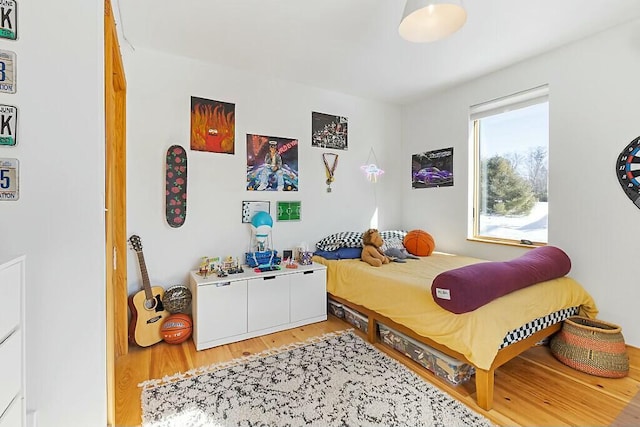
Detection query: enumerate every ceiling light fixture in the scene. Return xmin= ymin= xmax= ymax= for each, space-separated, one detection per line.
xmin=398 ymin=0 xmax=467 ymax=43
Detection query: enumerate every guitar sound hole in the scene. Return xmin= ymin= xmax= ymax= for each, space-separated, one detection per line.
xmin=144 ymin=298 xmax=158 ymax=310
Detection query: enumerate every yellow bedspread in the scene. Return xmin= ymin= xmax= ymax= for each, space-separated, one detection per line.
xmin=314 ymin=252 xmax=598 ymax=370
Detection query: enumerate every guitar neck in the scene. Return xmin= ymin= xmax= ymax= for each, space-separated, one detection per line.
xmin=135 ymin=251 xmax=154 ymax=301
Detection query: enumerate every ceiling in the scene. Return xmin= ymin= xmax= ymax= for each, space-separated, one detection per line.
xmin=116 ymin=0 xmax=640 ymax=105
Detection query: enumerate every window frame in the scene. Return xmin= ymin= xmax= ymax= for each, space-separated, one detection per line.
xmin=469 ymin=85 xmax=550 ymax=247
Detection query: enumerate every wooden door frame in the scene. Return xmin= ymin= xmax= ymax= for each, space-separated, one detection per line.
xmin=105 ymin=0 xmax=128 ymax=424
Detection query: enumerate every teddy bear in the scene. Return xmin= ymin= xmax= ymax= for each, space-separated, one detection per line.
xmin=361 ymin=228 xmax=390 ymax=267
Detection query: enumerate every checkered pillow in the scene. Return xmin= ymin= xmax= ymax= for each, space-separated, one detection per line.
xmin=316 ymin=230 xmax=408 ymax=252
xmin=380 ymin=230 xmax=408 ymax=242
xmin=315 ymin=231 xmax=363 ymax=251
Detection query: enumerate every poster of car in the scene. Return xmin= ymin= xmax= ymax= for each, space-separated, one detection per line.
xmin=311 ymin=111 xmax=348 ymax=150
xmin=246 ymin=134 xmax=299 ymax=191
xmin=411 ymin=147 xmax=454 ymax=188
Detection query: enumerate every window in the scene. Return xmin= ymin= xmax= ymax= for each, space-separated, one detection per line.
xmin=470 ymin=85 xmax=549 ymax=245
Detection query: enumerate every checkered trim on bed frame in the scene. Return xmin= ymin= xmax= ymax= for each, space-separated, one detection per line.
xmin=499 ymin=306 xmax=579 ymax=349
xmin=316 ymin=230 xmax=408 ymax=252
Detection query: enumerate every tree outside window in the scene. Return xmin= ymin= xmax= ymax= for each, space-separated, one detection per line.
xmin=471 ymin=86 xmax=549 ymax=245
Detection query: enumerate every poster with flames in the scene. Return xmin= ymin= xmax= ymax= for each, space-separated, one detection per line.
xmin=246 ymin=134 xmax=299 ymax=191
xmin=190 ymin=96 xmax=235 ymax=154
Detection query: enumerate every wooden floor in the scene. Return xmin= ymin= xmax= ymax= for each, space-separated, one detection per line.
xmin=115 ymin=315 xmax=640 ymax=426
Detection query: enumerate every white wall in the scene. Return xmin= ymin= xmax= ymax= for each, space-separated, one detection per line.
xmin=0 ymin=0 xmax=106 ymax=426
xmin=122 ymin=47 xmax=403 ymax=294
xmin=0 ymin=3 xmax=633 ymax=425
xmin=402 ymin=20 xmax=640 ymax=347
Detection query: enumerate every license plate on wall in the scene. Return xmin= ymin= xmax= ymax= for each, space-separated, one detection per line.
xmin=0 ymin=0 xmax=17 ymax=40
xmin=0 ymin=104 xmax=17 ymax=145
xmin=0 ymin=158 xmax=18 ymax=200
xmin=0 ymin=49 xmax=16 ymax=94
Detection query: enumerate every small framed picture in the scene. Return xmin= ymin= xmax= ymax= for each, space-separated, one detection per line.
xmin=242 ymin=201 xmax=270 ymax=223
xmin=277 ymin=201 xmax=301 ymax=221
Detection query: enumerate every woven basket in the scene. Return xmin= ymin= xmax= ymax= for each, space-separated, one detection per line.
xmin=550 ymin=316 xmax=629 ymax=378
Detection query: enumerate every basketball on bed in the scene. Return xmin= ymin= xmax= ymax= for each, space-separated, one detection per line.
xmin=160 ymin=313 xmax=193 ymax=344
xmin=403 ymin=230 xmax=435 ymax=256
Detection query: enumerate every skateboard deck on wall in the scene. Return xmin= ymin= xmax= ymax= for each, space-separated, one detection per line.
xmin=166 ymin=145 xmax=187 ymax=227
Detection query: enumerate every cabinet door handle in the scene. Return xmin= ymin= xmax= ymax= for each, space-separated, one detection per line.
xmin=263 ymin=276 xmax=276 ymax=280
xmin=215 ymin=282 xmax=231 ymax=287
xmin=303 ymin=271 xmax=314 ymax=275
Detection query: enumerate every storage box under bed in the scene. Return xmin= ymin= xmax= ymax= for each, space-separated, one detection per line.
xmin=343 ymin=305 xmax=369 ymax=334
xmin=379 ymin=323 xmax=475 ymax=385
xmin=327 ymin=298 xmax=345 ymax=319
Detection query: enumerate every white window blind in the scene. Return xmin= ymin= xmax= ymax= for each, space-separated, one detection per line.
xmin=470 ymin=85 xmax=549 ymax=121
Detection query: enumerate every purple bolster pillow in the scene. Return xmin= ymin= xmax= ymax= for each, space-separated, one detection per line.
xmin=431 ymin=246 xmax=571 ymax=314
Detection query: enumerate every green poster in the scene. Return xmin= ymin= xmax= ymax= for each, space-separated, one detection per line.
xmin=277 ymin=201 xmax=301 ymax=221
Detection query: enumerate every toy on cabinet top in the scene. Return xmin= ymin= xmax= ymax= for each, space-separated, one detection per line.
xmin=197 ymin=256 xmax=244 ymax=278
xmin=197 ymin=256 xmax=217 ymax=278
xmin=223 ymin=256 xmax=244 ymax=274
xmin=283 ymin=250 xmax=298 ymax=269
xmin=250 ymin=211 xmax=273 ymax=252
xmin=361 ymin=228 xmax=390 ymax=267
xmin=246 ymin=211 xmax=281 ymax=268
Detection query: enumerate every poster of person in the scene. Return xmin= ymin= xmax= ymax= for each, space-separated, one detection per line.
xmin=190 ymin=96 xmax=235 ymax=154
xmin=311 ymin=111 xmax=348 ymax=150
xmin=411 ymin=147 xmax=454 ymax=189
xmin=246 ymin=134 xmax=299 ymax=191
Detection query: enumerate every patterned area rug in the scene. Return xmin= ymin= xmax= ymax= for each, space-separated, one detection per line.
xmin=140 ymin=330 xmax=495 ymax=427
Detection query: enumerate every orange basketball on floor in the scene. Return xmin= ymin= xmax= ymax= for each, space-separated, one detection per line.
xmin=161 ymin=313 xmax=193 ymax=344
xmin=403 ymin=230 xmax=435 ymax=256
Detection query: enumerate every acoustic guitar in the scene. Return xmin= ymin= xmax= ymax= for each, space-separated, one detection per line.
xmin=127 ymin=234 xmax=170 ymax=347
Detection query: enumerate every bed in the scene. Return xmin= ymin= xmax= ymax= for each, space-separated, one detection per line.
xmin=312 ymin=250 xmax=598 ymax=411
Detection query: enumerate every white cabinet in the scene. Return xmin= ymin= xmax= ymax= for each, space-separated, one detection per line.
xmin=189 ymin=263 xmax=327 ymax=351
xmin=290 ymin=269 xmax=326 ymax=323
xmin=0 ymin=255 xmax=25 ymax=427
xmin=248 ymin=275 xmax=290 ymax=332
xmin=194 ymin=280 xmax=248 ymax=345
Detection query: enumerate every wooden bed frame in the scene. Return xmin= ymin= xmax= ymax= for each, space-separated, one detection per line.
xmin=328 ymin=293 xmax=562 ymax=411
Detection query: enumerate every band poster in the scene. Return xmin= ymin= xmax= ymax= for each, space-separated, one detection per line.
xmin=311 ymin=111 xmax=348 ymax=150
